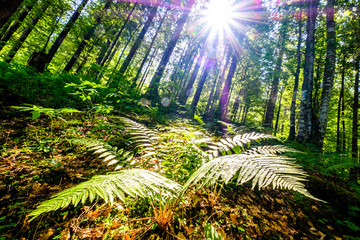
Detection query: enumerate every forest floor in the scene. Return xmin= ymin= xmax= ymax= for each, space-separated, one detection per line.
xmin=0 ymin=106 xmax=360 ymax=240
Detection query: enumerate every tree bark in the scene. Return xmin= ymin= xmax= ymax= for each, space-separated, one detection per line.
xmin=296 ymin=0 xmax=319 ymax=143
xmin=316 ymin=0 xmax=336 ymax=150
xmin=288 ymin=15 xmax=303 ymax=141
xmin=352 ymin=58 xmax=359 ymax=159
xmin=336 ymin=58 xmax=346 ymax=152
xmin=145 ymin=0 xmax=194 ymax=104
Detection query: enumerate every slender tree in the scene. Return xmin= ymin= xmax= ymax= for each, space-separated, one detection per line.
xmin=99 ymin=3 xmax=138 ymax=67
xmin=133 ymin=8 xmax=168 ymax=84
xmin=145 ymin=0 xmax=195 ymax=104
xmin=0 ymin=0 xmax=23 ymax=29
xmin=288 ymin=13 xmax=303 ymax=141
xmin=5 ymin=0 xmax=49 ymax=62
xmin=63 ymin=0 xmax=111 ymax=72
xmin=0 ymin=0 xmax=37 ymax=48
xmin=263 ymin=21 xmax=288 ymax=128
xmin=113 ymin=6 xmax=158 ymax=87
xmin=45 ymin=0 xmax=89 ymax=66
xmin=315 ymin=0 xmax=337 ymax=149
xmin=296 ymin=0 xmax=320 ymax=143
xmin=220 ymin=51 xmax=238 ymax=121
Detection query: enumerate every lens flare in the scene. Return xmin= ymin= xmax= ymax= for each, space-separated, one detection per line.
xmin=204 ymin=0 xmax=235 ymax=33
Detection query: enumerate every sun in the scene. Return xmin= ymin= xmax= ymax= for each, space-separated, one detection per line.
xmin=203 ymin=0 xmax=235 ymax=34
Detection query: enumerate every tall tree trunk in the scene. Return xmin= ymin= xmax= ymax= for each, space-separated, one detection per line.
xmin=6 ymin=1 xmax=48 ymax=62
xmin=263 ymin=22 xmax=287 ymax=128
xmin=107 ymin=25 xmax=139 ymax=84
xmin=175 ymin=46 xmax=198 ymax=98
xmin=178 ymin=45 xmax=206 ymax=105
xmin=138 ymin=48 xmax=158 ymax=92
xmin=145 ymin=0 xmax=194 ymax=103
xmin=45 ymin=0 xmax=89 ymax=65
xmin=63 ymin=0 xmax=111 ymax=72
xmin=337 ymin=58 xmax=346 ymax=152
xmin=274 ymin=84 xmax=285 ymax=136
xmin=350 ymin=57 xmax=360 ymax=181
xmin=99 ymin=3 xmax=137 ymax=67
xmin=208 ymin=48 xmax=230 ymax=117
xmin=288 ymin=15 xmax=303 ymax=141
xmin=133 ymin=8 xmax=168 ymax=84
xmin=0 ymin=0 xmax=36 ymax=48
xmin=111 ymin=6 xmax=157 ymax=87
xmin=220 ymin=52 xmax=238 ymax=121
xmin=0 ymin=0 xmax=23 ymax=29
xmin=296 ymin=0 xmax=319 ymax=143
xmin=189 ymin=56 xmax=216 ymax=118
xmin=316 ymin=0 xmax=336 ymax=149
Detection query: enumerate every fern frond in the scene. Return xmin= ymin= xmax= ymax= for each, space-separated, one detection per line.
xmin=243 ymin=145 xmax=302 ymax=155
xmin=202 ymin=133 xmax=276 ymax=159
xmin=71 ymin=139 xmax=133 ymax=169
xmin=114 ymin=117 xmax=159 ymax=157
xmin=183 ymin=154 xmax=322 ymax=201
xmin=29 ymin=169 xmax=181 ymax=221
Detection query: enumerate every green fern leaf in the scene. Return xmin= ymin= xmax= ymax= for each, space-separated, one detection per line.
xmin=183 ymin=154 xmax=322 ymax=202
xmin=29 ymin=169 xmax=181 ymax=221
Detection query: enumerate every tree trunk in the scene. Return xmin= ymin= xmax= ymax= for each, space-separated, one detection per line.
xmin=0 ymin=0 xmax=23 ymax=29
xmin=296 ymin=0 xmax=319 ymax=143
xmin=208 ymin=48 xmax=231 ymax=117
xmin=137 ymin=48 xmax=159 ymax=92
xmin=99 ymin=3 xmax=137 ymax=68
xmin=178 ymin=46 xmax=206 ymax=105
xmin=263 ymin=22 xmax=287 ymax=128
xmin=189 ymin=56 xmax=216 ymax=118
xmin=274 ymin=84 xmax=285 ymax=136
xmin=316 ymin=0 xmax=336 ymax=149
xmin=6 ymin=1 xmax=48 ymax=62
xmin=45 ymin=0 xmax=89 ymax=65
xmin=350 ymin=57 xmax=359 ymax=180
xmin=337 ymin=58 xmax=346 ymax=152
xmin=220 ymin=52 xmax=238 ymax=121
xmin=107 ymin=26 xmax=139 ymax=83
xmin=133 ymin=8 xmax=168 ymax=84
xmin=63 ymin=0 xmax=111 ymax=72
xmin=288 ymin=15 xmax=303 ymax=141
xmin=145 ymin=0 xmax=194 ymax=104
xmin=0 ymin=0 xmax=36 ymax=49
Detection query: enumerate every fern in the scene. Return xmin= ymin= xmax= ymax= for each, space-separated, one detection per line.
xmin=242 ymin=145 xmax=302 ymax=155
xmin=111 ymin=117 xmax=160 ymax=159
xmin=182 ymin=154 xmax=323 ymax=201
xmin=29 ymin=169 xmax=181 ymax=221
xmin=196 ymin=133 xmax=276 ymax=159
xmin=71 ymin=139 xmax=133 ymax=170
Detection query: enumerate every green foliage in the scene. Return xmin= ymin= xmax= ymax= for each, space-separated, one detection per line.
xmin=0 ymin=62 xmax=81 ymax=107
xmin=12 ymin=104 xmax=81 ymax=120
xmin=29 ymin=117 xmax=322 ymax=223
